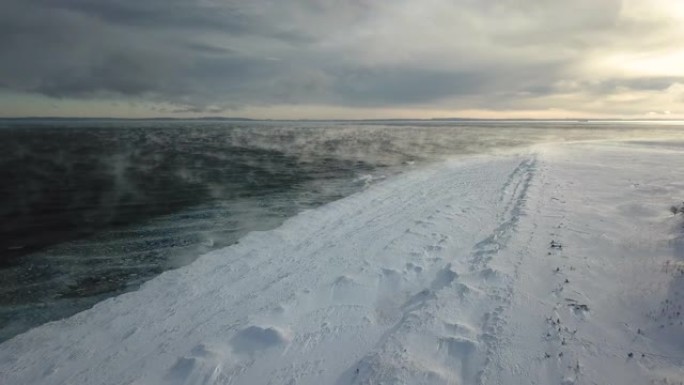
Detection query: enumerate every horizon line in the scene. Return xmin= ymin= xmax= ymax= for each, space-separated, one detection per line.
xmin=2 ymin=116 xmax=684 ymax=122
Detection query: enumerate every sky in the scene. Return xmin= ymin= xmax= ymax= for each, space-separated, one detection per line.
xmin=1 ymin=0 xmax=684 ymax=119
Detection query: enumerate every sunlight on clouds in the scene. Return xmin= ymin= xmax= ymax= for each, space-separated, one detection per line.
xmin=621 ymin=0 xmax=684 ymax=22
xmin=588 ymin=0 xmax=684 ymax=78
xmin=597 ymin=50 xmax=684 ymax=78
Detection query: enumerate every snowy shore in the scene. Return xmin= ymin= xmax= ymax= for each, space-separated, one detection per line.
xmin=2 ymin=140 xmax=683 ymax=385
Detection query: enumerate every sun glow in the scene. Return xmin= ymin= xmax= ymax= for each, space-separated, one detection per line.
xmin=596 ymin=50 xmax=684 ymax=78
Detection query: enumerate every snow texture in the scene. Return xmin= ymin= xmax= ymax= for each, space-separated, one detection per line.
xmin=2 ymin=140 xmax=684 ymax=385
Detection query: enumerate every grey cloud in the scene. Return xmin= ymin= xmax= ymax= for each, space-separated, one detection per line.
xmin=170 ymin=105 xmax=230 ymax=114
xmin=29 ymin=0 xmax=316 ymax=42
xmin=592 ymin=77 xmax=684 ymax=92
xmin=332 ymin=68 xmax=497 ymax=106
xmin=0 ymin=0 xmax=680 ymax=114
xmin=548 ymin=77 xmax=684 ymax=97
xmin=0 ymin=2 xmax=181 ymax=96
xmin=0 ymin=0 xmax=327 ymax=103
xmin=183 ymin=43 xmax=236 ymax=56
xmin=30 ymin=0 xmax=250 ymax=32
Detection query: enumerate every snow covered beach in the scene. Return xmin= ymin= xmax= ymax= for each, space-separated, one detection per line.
xmin=2 ymin=140 xmax=684 ymax=385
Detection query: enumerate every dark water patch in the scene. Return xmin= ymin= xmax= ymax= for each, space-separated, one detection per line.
xmin=0 ymin=125 xmax=327 ymax=263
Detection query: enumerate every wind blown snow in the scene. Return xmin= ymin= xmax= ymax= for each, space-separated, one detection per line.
xmin=2 ymin=140 xmax=684 ymax=385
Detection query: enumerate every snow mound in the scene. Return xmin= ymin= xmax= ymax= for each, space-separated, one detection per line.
xmin=230 ymin=326 xmax=291 ymax=355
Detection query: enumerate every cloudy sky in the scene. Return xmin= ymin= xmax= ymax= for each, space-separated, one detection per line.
xmin=1 ymin=0 xmax=683 ymax=119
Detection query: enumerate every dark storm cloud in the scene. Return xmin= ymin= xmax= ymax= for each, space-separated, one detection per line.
xmin=0 ymin=1 xmax=178 ymax=96
xmin=0 ymin=0 xmax=330 ymax=106
xmin=0 ymin=0 xmax=682 ymax=114
xmin=26 ymin=0 xmax=312 ymax=41
xmin=35 ymin=0 xmax=247 ymax=30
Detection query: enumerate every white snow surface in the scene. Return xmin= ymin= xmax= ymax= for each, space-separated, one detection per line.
xmin=2 ymin=140 xmax=684 ymax=385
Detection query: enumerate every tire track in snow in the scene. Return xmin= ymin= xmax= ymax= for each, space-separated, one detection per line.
xmin=336 ymin=155 xmax=538 ymax=385
xmin=470 ymin=156 xmax=537 ymax=385
xmin=470 ymin=157 xmax=537 ymax=270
